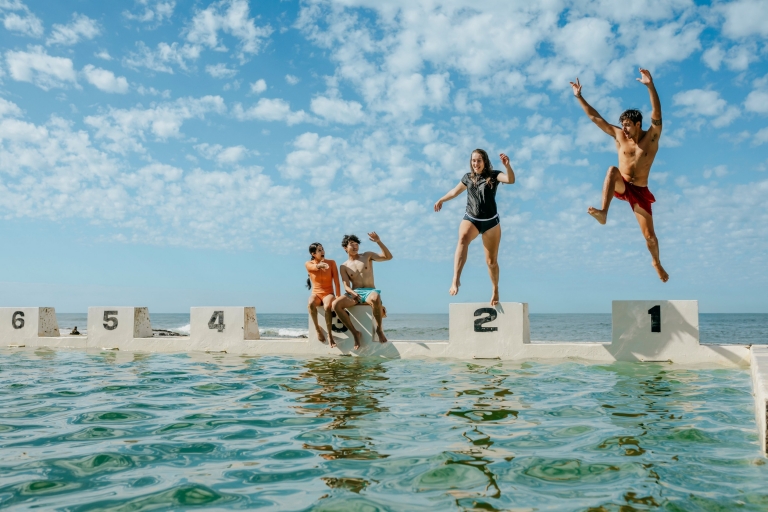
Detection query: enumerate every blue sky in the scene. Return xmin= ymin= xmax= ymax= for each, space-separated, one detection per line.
xmin=0 ymin=0 xmax=766 ymax=314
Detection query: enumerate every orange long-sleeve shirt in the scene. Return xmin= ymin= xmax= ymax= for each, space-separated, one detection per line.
xmin=306 ymin=259 xmax=340 ymax=298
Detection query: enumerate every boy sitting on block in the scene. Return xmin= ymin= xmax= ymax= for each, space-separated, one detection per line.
xmin=332 ymin=232 xmax=393 ymax=349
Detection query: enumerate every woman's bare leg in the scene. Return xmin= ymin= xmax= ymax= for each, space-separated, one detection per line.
xmin=481 ymin=224 xmax=502 ymax=305
xmin=451 ymin=220 xmax=480 ymax=295
xmin=308 ymin=296 xmax=325 ymax=342
xmin=321 ymin=294 xmax=336 ymax=347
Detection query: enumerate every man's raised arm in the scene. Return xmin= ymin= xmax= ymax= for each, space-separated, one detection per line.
xmin=569 ymin=77 xmax=620 ymax=138
xmin=637 ymin=68 xmax=662 ymax=132
xmin=367 ymin=232 xmax=392 ymax=261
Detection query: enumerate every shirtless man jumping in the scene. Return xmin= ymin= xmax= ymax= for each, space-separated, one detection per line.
xmin=570 ymin=68 xmax=669 ymax=282
xmin=332 ymin=232 xmax=393 ymax=349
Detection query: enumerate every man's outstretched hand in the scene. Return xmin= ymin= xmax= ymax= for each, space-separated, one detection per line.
xmin=368 ymin=231 xmax=381 ymax=243
xmin=569 ymin=77 xmax=582 ymax=97
xmin=636 ymin=68 xmax=653 ymax=86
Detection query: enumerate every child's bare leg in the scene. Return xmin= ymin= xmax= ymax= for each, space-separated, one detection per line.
xmin=333 ymin=296 xmax=362 ymax=349
xmin=367 ymin=292 xmax=387 ymax=343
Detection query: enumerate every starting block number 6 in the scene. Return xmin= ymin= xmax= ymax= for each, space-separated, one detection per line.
xmin=12 ymin=311 xmax=24 ymax=329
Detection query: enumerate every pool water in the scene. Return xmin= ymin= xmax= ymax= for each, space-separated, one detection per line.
xmin=1 ymin=350 xmax=767 ymax=510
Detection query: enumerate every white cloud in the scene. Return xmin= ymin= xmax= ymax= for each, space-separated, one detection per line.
xmin=0 ymin=97 xmax=23 ymax=118
xmin=124 ymin=41 xmax=201 ymax=73
xmin=185 ymin=0 xmax=272 ymax=63
xmin=5 ymin=46 xmax=77 ymax=90
xmin=754 ymin=128 xmax=768 ymax=146
xmin=84 ymin=96 xmax=226 ymax=153
xmin=285 ymin=74 xmax=300 ymax=85
xmin=744 ymin=90 xmax=768 ymax=115
xmin=279 ymin=132 xmax=347 ymax=188
xmin=310 ymin=96 xmax=365 ymax=124
xmin=94 ymin=49 xmax=112 ymax=61
xmin=250 ymin=79 xmax=266 ymax=94
xmin=233 ymin=98 xmax=313 ymax=125
xmin=702 ymin=43 xmax=758 ymax=71
xmin=137 ymin=85 xmax=171 ymax=97
xmin=205 ymin=63 xmax=237 ymax=79
xmin=82 ymin=65 xmax=129 ymax=94
xmin=3 ymin=11 xmax=43 ymax=37
xmin=46 ymin=13 xmax=100 ymax=46
xmin=703 ymin=165 xmax=728 ymax=179
xmin=714 ymin=0 xmax=768 ymax=39
xmin=672 ymin=89 xmax=740 ymax=127
xmin=195 ymin=143 xmax=250 ymax=164
xmin=123 ymin=0 xmax=175 ymax=26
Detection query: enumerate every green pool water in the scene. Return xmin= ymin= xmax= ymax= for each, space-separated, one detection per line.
xmin=1 ymin=349 xmax=767 ymax=511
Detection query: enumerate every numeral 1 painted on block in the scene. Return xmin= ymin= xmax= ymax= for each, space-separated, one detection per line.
xmin=473 ymin=308 xmax=498 ymax=333
xmin=648 ymin=305 xmax=661 ymax=333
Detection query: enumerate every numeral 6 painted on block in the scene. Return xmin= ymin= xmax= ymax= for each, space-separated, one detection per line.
xmin=12 ymin=311 xmax=24 ymax=329
xmin=473 ymin=308 xmax=498 ymax=333
xmin=648 ymin=305 xmax=661 ymax=333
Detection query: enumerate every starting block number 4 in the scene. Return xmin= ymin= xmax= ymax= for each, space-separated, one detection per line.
xmin=208 ymin=311 xmax=225 ymax=332
xmin=190 ymin=307 xmax=259 ymax=343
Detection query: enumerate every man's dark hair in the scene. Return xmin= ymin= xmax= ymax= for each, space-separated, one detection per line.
xmin=341 ymin=234 xmax=361 ymax=249
xmin=619 ymin=109 xmax=643 ymax=126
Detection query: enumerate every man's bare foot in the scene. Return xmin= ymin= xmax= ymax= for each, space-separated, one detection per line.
xmin=329 ymin=337 xmax=336 ymax=348
xmin=449 ymin=279 xmax=460 ymax=296
xmin=316 ymin=328 xmax=326 ymax=343
xmin=588 ymin=207 xmax=607 ymax=225
xmin=352 ymin=330 xmax=361 ymax=350
xmin=653 ymin=261 xmax=669 ymax=283
xmin=377 ymin=328 xmax=388 ymax=343
xmin=490 ymin=290 xmax=499 ymax=306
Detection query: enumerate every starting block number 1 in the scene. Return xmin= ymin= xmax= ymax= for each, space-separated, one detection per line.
xmin=648 ymin=305 xmax=661 ymax=333
xmin=208 ymin=311 xmax=225 ymax=332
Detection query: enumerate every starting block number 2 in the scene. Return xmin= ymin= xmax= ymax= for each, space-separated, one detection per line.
xmin=474 ymin=308 xmax=498 ymax=333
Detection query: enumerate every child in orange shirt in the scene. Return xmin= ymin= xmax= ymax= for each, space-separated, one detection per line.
xmin=305 ymin=242 xmax=340 ymax=347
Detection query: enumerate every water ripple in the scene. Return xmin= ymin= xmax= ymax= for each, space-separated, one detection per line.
xmin=1 ymin=350 xmax=767 ymax=510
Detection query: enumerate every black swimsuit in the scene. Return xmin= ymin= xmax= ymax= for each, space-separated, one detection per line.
xmin=461 ymin=171 xmax=502 ymax=233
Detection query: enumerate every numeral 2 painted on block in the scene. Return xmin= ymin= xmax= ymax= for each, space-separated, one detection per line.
xmin=648 ymin=305 xmax=661 ymax=333
xmin=103 ymin=311 xmax=118 ymax=330
xmin=208 ymin=311 xmax=225 ymax=332
xmin=473 ymin=308 xmax=498 ymax=333
xmin=12 ymin=311 xmax=24 ymax=329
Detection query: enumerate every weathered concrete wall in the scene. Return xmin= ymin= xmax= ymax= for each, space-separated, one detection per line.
xmin=0 ymin=307 xmax=61 ymax=346
xmin=751 ymin=346 xmax=768 ymax=455
xmin=86 ymin=307 xmax=153 ymax=348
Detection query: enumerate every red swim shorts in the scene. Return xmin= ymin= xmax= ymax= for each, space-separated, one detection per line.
xmin=614 ymin=177 xmax=656 ymax=215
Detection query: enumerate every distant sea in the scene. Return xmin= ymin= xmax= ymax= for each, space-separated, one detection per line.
xmin=54 ymin=313 xmax=768 ymax=344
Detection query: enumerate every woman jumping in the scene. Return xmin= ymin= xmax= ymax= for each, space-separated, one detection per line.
xmin=305 ymin=242 xmax=340 ymax=347
xmin=434 ymin=149 xmax=515 ymax=305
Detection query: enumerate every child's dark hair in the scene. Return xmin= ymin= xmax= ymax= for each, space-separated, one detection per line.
xmin=306 ymin=242 xmax=322 ymax=289
xmin=341 ymin=234 xmax=361 ymax=249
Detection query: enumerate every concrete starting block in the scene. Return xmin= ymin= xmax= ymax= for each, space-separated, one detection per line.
xmin=307 ymin=305 xmax=377 ymax=350
xmin=87 ymin=307 xmax=153 ymax=349
xmin=448 ymin=303 xmax=529 ymax=359
xmin=188 ymin=307 xmax=259 ymax=351
xmin=0 ymin=307 xmax=60 ymax=347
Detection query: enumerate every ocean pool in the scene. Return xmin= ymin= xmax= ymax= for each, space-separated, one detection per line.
xmin=1 ymin=350 xmax=767 ymax=510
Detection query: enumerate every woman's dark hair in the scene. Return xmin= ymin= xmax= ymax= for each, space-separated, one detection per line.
xmin=306 ymin=242 xmax=322 ymax=289
xmin=469 ymin=149 xmax=496 ymax=189
xmin=619 ymin=109 xmax=642 ymax=126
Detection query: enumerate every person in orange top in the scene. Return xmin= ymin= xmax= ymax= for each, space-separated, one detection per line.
xmin=305 ymin=242 xmax=341 ymax=347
